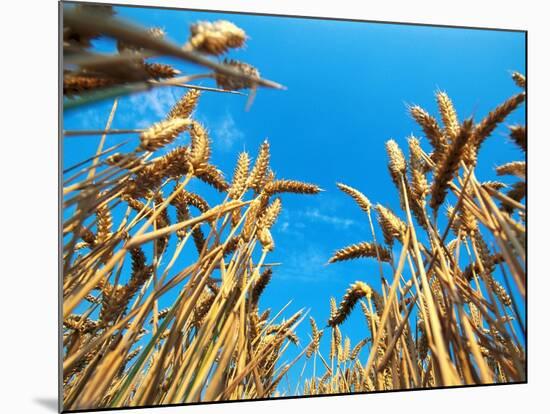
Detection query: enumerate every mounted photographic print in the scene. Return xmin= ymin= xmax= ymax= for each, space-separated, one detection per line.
xmin=60 ymin=1 xmax=526 ymax=412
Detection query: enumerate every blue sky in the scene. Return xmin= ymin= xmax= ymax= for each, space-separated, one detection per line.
xmin=63 ymin=3 xmax=526 ymax=396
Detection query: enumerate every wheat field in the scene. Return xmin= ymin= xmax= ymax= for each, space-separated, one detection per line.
xmin=61 ymin=4 xmax=526 ymax=411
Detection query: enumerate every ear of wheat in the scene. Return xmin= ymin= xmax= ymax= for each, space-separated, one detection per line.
xmin=62 ymin=14 xmax=317 ymax=409
xmin=307 ymin=72 xmax=525 ymax=396
xmin=328 ymin=242 xmax=391 ymax=264
xmin=62 ymin=9 xmax=526 ymax=404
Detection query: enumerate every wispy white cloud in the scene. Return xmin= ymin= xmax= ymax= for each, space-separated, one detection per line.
xmin=147 ymin=88 xmax=179 ymax=118
xmin=274 ymin=210 xmax=305 ymax=237
xmin=274 ymin=206 xmax=358 ymax=239
xmin=119 ymin=91 xmax=244 ymax=153
xmin=277 ymin=245 xmax=333 ymax=282
xmin=304 ymin=208 xmax=355 ymax=230
xmin=126 ymin=87 xmax=179 ymax=128
xmin=211 ymin=112 xmax=244 ymax=151
xmin=67 ymin=106 xmax=106 ymax=130
xmin=280 ymin=221 xmax=290 ymax=233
